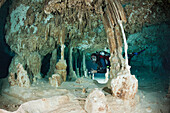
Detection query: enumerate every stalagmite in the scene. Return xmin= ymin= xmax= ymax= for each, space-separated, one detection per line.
xmin=49 ymin=73 xmax=63 ymax=87
xmin=55 ymin=60 xmax=67 ymax=82
xmin=17 ymin=63 xmax=30 ymax=88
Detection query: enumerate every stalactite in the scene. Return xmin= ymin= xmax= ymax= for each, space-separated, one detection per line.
xmin=113 ymin=0 xmax=127 ymax=23
xmin=0 ymin=0 xmax=6 ymax=8
xmin=106 ymin=0 xmax=118 ymax=26
xmin=45 ymin=24 xmax=50 ymax=41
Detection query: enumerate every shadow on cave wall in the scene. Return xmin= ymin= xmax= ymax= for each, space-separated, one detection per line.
xmin=0 ymin=0 xmax=14 ymax=79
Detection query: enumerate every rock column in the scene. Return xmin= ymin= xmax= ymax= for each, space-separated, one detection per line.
xmin=49 ymin=26 xmax=67 ymax=86
xmin=68 ymin=44 xmax=77 ymax=81
xmin=83 ymin=52 xmax=88 ymax=77
xmin=100 ymin=0 xmax=138 ymax=99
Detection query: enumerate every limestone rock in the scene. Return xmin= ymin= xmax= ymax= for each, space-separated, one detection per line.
xmin=55 ymin=59 xmax=67 ymax=81
xmin=85 ymin=88 xmax=108 ymax=113
xmin=8 ymin=55 xmax=25 ymax=78
xmin=49 ymin=73 xmax=63 ymax=87
xmin=0 ymin=94 xmax=86 ymax=113
xmin=55 ymin=70 xmax=67 ymax=82
xmin=111 ymin=74 xmax=138 ymax=100
xmin=55 ymin=59 xmax=67 ymax=70
xmin=8 ymin=73 xmax=17 ymax=86
xmin=17 ymin=63 xmax=30 ymax=88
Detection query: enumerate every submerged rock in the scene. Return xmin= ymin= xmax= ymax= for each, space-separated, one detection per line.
xmin=0 ymin=94 xmax=86 ymax=113
xmin=84 ymin=88 xmax=109 ymax=113
xmin=111 ymin=74 xmax=138 ymax=100
xmin=49 ymin=73 xmax=63 ymax=87
xmin=16 ymin=63 xmax=30 ymax=88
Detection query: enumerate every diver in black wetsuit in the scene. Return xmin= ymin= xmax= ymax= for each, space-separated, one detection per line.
xmin=90 ymin=48 xmax=147 ymax=74
xmin=126 ymin=47 xmax=147 ymax=65
xmin=91 ymin=51 xmax=110 ymax=73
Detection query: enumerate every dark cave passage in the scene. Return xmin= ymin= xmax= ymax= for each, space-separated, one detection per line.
xmin=0 ymin=0 xmax=13 ymax=78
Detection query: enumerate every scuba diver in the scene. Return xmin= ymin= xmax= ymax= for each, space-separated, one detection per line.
xmin=90 ymin=47 xmax=147 ymax=74
xmin=125 ymin=47 xmax=148 ymax=65
xmin=91 ymin=51 xmax=110 ymax=74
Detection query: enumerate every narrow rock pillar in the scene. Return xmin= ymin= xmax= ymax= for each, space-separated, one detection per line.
xmin=68 ymin=44 xmax=77 ymax=80
xmin=82 ymin=52 xmax=87 ymax=77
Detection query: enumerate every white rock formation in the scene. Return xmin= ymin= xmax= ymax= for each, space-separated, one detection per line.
xmin=111 ymin=74 xmax=138 ymax=99
xmin=17 ymin=63 xmax=30 ymax=88
xmin=85 ymin=88 xmax=108 ymax=113
xmin=49 ymin=73 xmax=63 ymax=87
xmin=0 ymin=94 xmax=86 ymax=113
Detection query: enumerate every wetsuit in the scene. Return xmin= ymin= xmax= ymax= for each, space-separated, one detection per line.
xmin=91 ymin=51 xmax=110 ymax=73
xmin=127 ymin=48 xmax=147 ymax=64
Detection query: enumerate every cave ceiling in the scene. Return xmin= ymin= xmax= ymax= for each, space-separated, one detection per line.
xmin=3 ymin=0 xmax=170 ymax=54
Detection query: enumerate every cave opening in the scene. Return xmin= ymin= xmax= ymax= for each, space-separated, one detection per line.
xmin=41 ymin=53 xmax=52 ymax=78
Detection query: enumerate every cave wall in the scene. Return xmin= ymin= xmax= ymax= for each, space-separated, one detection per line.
xmin=127 ymin=22 xmax=170 ymax=72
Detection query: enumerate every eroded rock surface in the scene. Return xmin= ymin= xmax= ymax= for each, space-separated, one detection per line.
xmin=9 ymin=63 xmax=30 ymax=88
xmin=0 ymin=94 xmax=86 ymax=113
xmin=84 ymin=88 xmax=109 ymax=113
xmin=111 ymin=74 xmax=138 ymax=99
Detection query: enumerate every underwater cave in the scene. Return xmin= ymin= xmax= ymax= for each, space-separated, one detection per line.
xmin=0 ymin=0 xmax=170 ymax=112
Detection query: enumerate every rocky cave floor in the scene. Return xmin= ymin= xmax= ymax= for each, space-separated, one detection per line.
xmin=0 ymin=66 xmax=170 ymax=113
